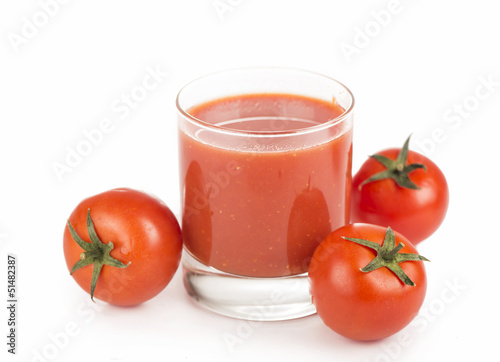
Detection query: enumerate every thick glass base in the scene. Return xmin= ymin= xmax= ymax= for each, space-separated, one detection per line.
xmin=182 ymin=250 xmax=316 ymax=321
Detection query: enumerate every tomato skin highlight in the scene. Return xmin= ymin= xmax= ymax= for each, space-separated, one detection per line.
xmin=309 ymin=223 xmax=427 ymax=341
xmin=63 ymin=188 xmax=182 ymax=306
xmin=351 ymin=148 xmax=449 ymax=244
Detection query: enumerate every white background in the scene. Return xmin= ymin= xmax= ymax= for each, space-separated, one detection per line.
xmin=1 ymin=0 xmax=499 ymax=361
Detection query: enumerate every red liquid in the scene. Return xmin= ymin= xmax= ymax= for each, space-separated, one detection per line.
xmin=179 ymin=94 xmax=352 ymax=277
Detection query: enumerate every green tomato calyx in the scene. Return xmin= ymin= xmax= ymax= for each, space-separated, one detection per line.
xmin=342 ymin=227 xmax=429 ymax=286
xmin=359 ymin=135 xmax=427 ymax=190
xmin=67 ymin=209 xmax=131 ymax=302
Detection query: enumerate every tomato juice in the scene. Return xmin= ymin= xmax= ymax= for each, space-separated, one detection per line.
xmin=179 ymin=93 xmax=352 ymax=278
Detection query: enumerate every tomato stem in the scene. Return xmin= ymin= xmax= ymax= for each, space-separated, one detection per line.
xmin=342 ymin=227 xmax=429 ymax=286
xmin=359 ymin=135 xmax=427 ymax=190
xmin=67 ymin=209 xmax=131 ymax=302
xmin=383 ymin=242 xmax=404 ymax=260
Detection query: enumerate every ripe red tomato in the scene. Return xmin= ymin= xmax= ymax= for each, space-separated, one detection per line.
xmin=351 ymin=137 xmax=449 ymax=244
xmin=309 ymin=223 xmax=428 ymax=341
xmin=63 ymin=188 xmax=182 ymax=306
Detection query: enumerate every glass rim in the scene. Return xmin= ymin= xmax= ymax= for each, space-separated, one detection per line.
xmin=176 ymin=66 xmax=355 ymax=138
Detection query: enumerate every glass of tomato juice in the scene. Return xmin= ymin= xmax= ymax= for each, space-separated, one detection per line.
xmin=176 ymin=67 xmax=354 ymax=321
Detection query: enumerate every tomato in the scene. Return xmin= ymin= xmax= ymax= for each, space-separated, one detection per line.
xmin=63 ymin=188 xmax=182 ymax=306
xmin=286 ymin=186 xmax=332 ymax=275
xmin=351 ymin=136 xmax=449 ymax=244
xmin=309 ymin=223 xmax=428 ymax=341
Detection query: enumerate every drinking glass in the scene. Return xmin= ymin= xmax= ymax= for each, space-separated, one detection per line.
xmin=177 ymin=67 xmax=354 ymax=321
